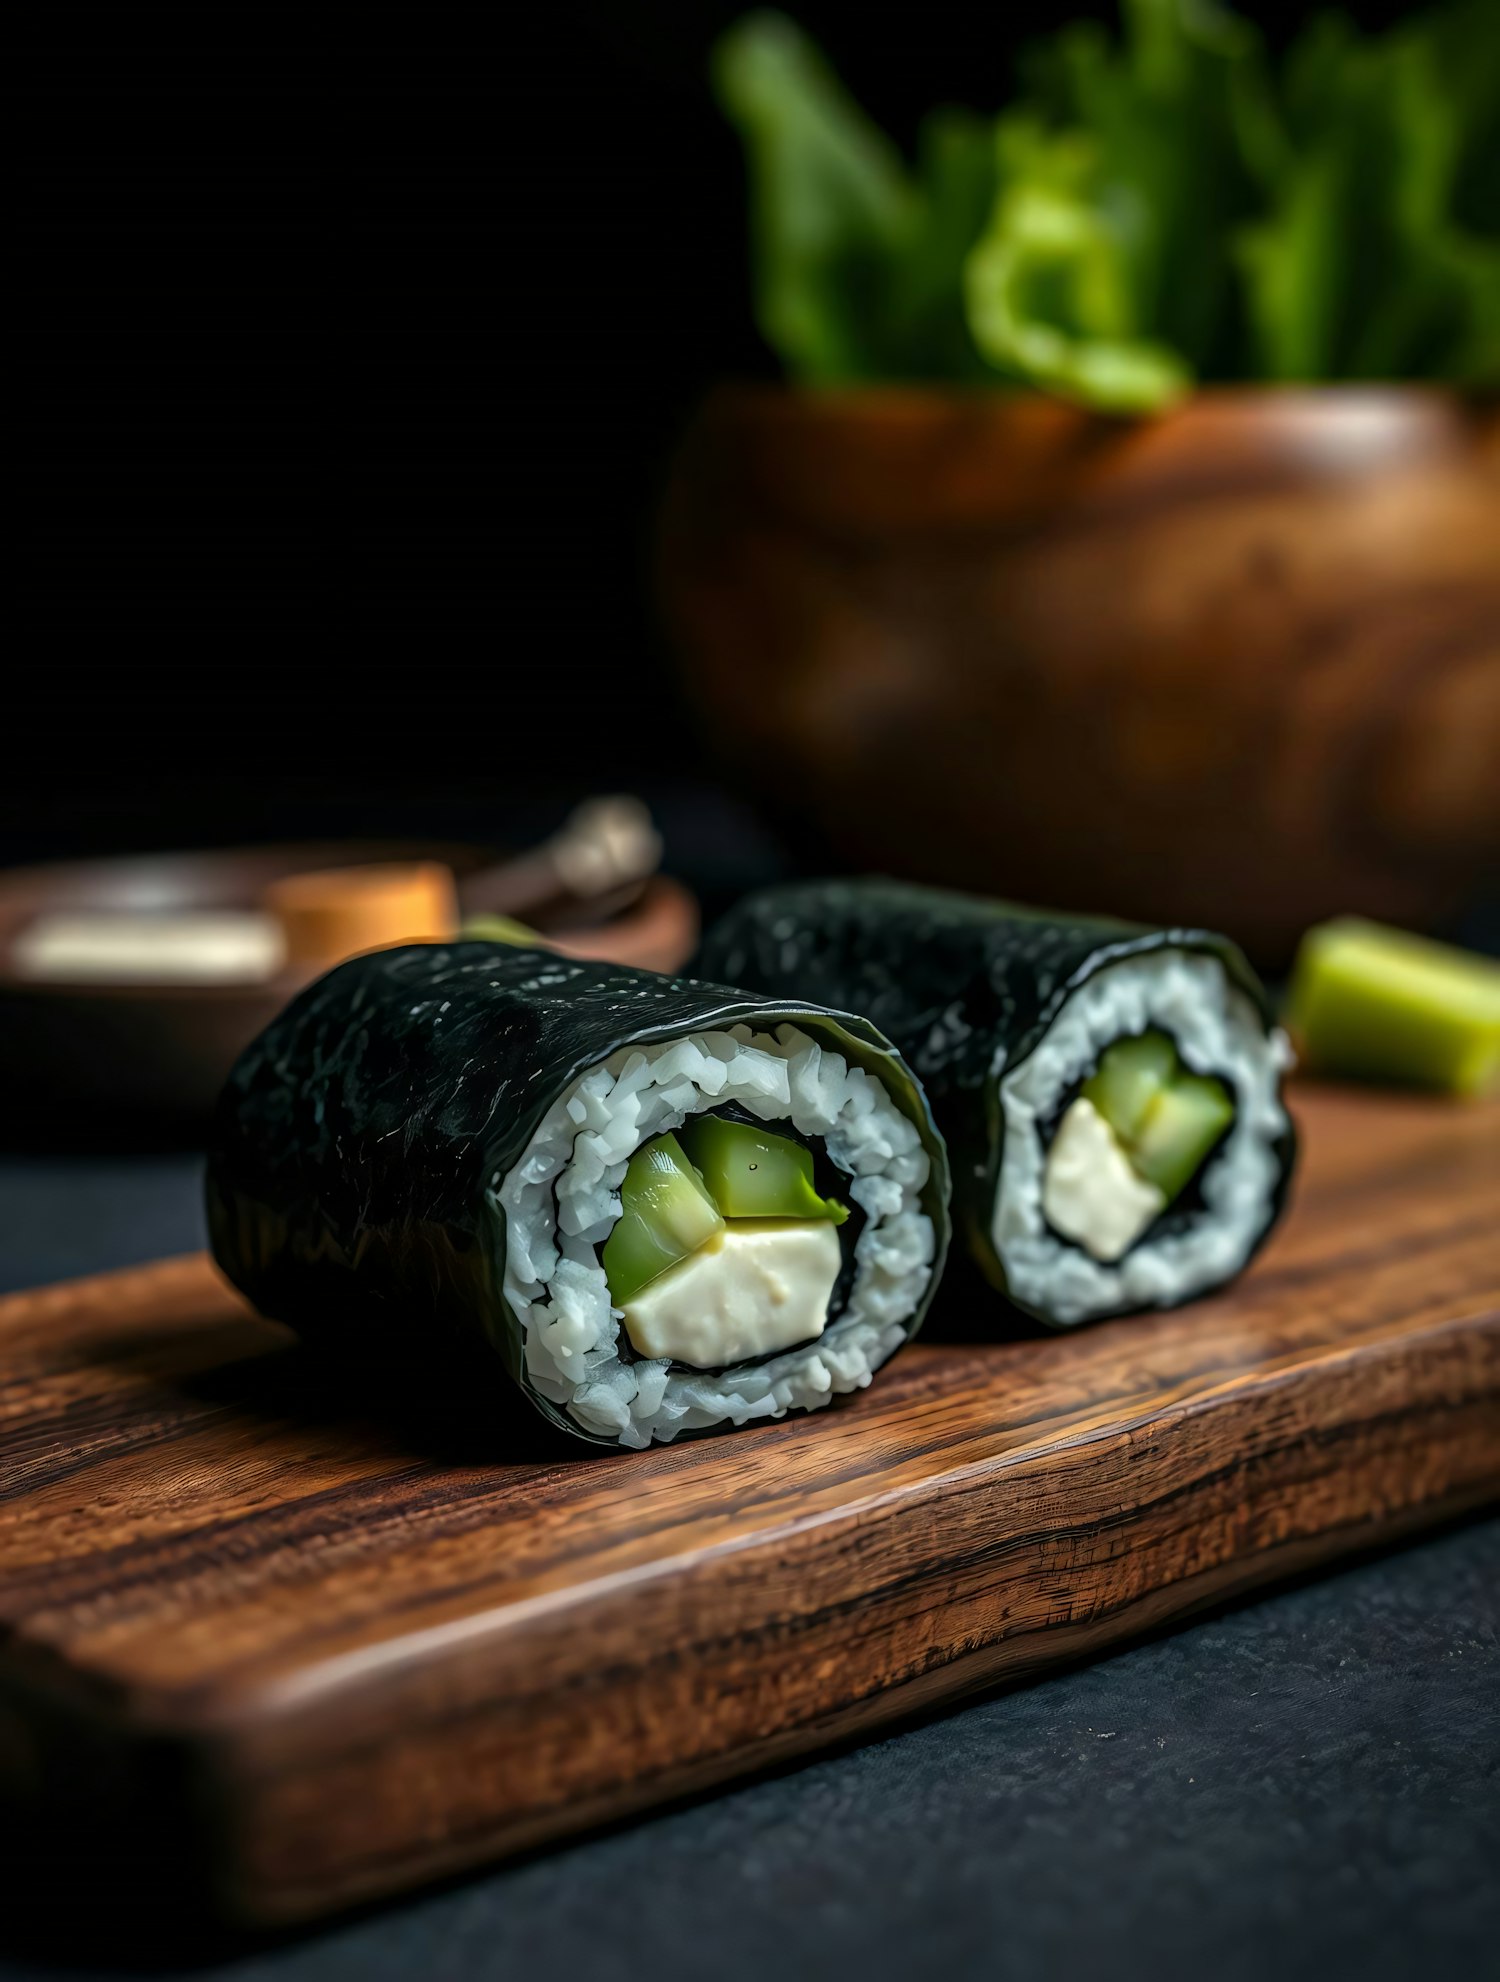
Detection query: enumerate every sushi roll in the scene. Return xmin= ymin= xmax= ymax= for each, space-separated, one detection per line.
xmin=207 ymin=942 xmax=949 ymax=1448
xmin=698 ymin=881 xmax=1295 ymax=1328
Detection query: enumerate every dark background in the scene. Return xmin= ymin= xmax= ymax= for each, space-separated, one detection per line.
xmin=14 ymin=1 xmax=1425 ymax=871
xmin=6 ymin=22 xmax=1497 ymax=1979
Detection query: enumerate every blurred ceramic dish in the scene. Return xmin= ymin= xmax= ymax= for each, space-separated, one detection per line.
xmin=0 ymin=839 xmax=697 ymax=1126
xmin=659 ymin=387 xmax=1500 ymax=966
xmin=11 ymin=911 xmax=288 ymax=984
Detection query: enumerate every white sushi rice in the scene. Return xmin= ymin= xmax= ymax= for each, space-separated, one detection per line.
xmin=992 ymin=950 xmax=1293 ymax=1325
xmin=496 ymin=1023 xmax=936 ymax=1447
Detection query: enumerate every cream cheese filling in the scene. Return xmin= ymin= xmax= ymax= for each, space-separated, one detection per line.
xmin=620 ymin=1220 xmax=842 ymax=1368
xmin=1042 ymin=1096 xmax=1167 ymax=1264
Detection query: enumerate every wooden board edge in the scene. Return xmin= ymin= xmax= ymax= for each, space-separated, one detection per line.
xmin=193 ymin=1300 xmax=1500 ymax=1926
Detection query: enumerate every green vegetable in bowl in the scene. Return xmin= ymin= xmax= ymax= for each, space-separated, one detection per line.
xmin=712 ymin=12 xmax=997 ymax=385
xmin=1240 ymin=8 xmax=1500 ymax=382
xmin=714 ymin=0 xmax=1500 ymax=411
xmin=962 ymin=124 xmax=1192 ymax=413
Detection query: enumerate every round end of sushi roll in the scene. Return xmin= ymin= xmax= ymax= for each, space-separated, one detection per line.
xmin=694 ymin=881 xmax=1296 ymax=1329
xmin=205 ymin=943 xmax=950 ymax=1451
xmin=987 ymin=941 xmax=1295 ymax=1326
xmin=496 ymin=1013 xmax=949 ymax=1447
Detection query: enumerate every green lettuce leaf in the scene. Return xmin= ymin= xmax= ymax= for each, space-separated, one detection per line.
xmin=713 ymin=13 xmax=998 ymax=382
xmin=1020 ymin=0 xmax=1279 ymax=377
xmin=888 ymin=107 xmax=1001 ymax=383
xmin=1416 ymin=0 xmax=1499 ymax=241
xmin=963 ymin=116 xmax=1191 ymax=412
xmin=714 ymin=1 xmax=1500 ymax=398
xmin=1238 ymin=8 xmax=1500 ymax=382
xmin=712 ymin=12 xmax=918 ymax=382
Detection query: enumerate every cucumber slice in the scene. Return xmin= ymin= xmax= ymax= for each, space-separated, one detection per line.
xmin=601 ymin=1132 xmax=726 ymax=1306
xmin=678 ymin=1115 xmax=849 ymax=1224
xmin=1287 ymin=916 xmax=1500 ymax=1096
xmin=1081 ymin=1030 xmax=1177 ymax=1144
xmin=1129 ymin=1073 xmax=1235 ymax=1201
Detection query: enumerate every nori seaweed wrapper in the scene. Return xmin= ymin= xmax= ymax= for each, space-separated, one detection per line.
xmin=206 ymin=941 xmax=951 ymax=1445
xmin=696 ymin=880 xmax=1296 ymax=1321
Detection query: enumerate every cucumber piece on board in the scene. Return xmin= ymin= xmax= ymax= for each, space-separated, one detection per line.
xmin=1287 ymin=917 xmax=1500 ymax=1096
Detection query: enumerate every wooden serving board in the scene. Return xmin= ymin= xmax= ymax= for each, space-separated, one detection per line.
xmin=1 ymin=1084 xmax=1497 ymax=1931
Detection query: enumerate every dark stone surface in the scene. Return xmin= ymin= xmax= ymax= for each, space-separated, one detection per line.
xmin=0 ymin=1155 xmax=206 ymax=1293
xmin=1 ymin=1158 xmax=1495 ymax=1982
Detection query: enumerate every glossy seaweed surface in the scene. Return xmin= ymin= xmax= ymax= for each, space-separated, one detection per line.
xmin=206 ymin=943 xmax=950 ymax=1445
xmin=697 ymin=880 xmax=1295 ymax=1319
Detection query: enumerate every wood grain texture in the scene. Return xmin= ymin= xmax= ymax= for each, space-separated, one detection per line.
xmin=658 ymin=388 xmax=1500 ymax=965
xmin=1 ymin=1083 xmax=1497 ymax=1928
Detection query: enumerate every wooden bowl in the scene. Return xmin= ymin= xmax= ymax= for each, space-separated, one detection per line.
xmin=0 ymin=844 xmax=698 ymax=1127
xmin=658 ymin=387 xmax=1500 ymax=966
